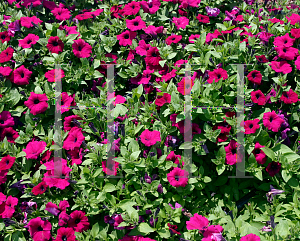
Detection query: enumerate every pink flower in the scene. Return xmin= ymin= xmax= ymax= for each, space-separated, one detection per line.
xmin=10 ymin=65 xmax=32 ymax=85
xmin=263 ymin=111 xmax=285 ymax=132
xmin=166 ymin=35 xmax=182 ymax=45
xmin=20 ymin=16 xmax=43 ymax=28
xmin=0 ymin=111 xmax=14 ymax=128
xmin=243 ymin=119 xmax=260 ymax=134
xmin=68 ymin=210 xmax=90 ymax=232
xmin=266 ymin=161 xmax=281 ymax=177
xmin=252 ymin=142 xmax=267 ymax=165
xmin=172 ymin=16 xmax=189 ymax=30
xmin=286 ymin=13 xmax=300 ymax=25
xmin=177 ymin=77 xmax=194 ymax=95
xmin=296 ymin=56 xmax=300 ymax=70
xmin=72 ymin=39 xmax=92 ymax=58
xmin=122 ymin=1 xmax=140 ymax=16
xmin=23 ymin=141 xmax=47 ymax=159
xmin=18 ymin=34 xmax=39 ymax=48
xmin=27 ymin=217 xmax=52 ymax=241
xmin=225 ymin=140 xmax=241 ymax=165
xmin=24 ymin=92 xmax=49 ymax=115
xmin=51 ymin=7 xmax=71 ymax=21
xmin=240 ymin=233 xmax=260 ymax=241
xmin=275 ymin=46 xmax=299 ymax=60
xmin=45 ymin=69 xmax=65 ymax=82
xmin=167 ymin=167 xmax=189 ymax=187
xmin=136 ymin=40 xmax=151 ymax=56
xmin=126 ymin=16 xmax=146 ymax=31
xmin=186 ymin=213 xmax=209 ymax=230
xmin=47 ymin=36 xmax=64 ymax=54
xmin=140 ymin=129 xmax=161 ymax=146
xmin=117 ymin=30 xmax=137 ymax=46
xmin=251 ymin=90 xmax=266 ymax=106
xmin=155 ymin=93 xmax=171 ymax=106
xmin=207 ymin=68 xmax=228 ymax=84
xmin=63 ymin=127 xmax=85 ymax=150
xmin=273 ymin=33 xmax=295 ymax=47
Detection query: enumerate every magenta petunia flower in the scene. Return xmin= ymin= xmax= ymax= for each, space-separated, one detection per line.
xmin=140 ymin=129 xmax=161 ymax=146
xmin=286 ymin=13 xmax=300 ymax=25
xmin=45 ymin=69 xmax=65 ymax=82
xmin=207 ymin=68 xmax=228 ymax=84
xmin=51 ymin=7 xmax=71 ymax=21
xmin=203 ymin=225 xmax=224 ymax=240
xmin=255 ymin=55 xmax=269 ymax=63
xmin=243 ymin=119 xmax=260 ymax=134
xmin=0 ymin=66 xmax=12 ymax=78
xmin=68 ymin=210 xmax=90 ymax=232
xmin=273 ymin=33 xmax=295 ymax=47
xmin=189 ymin=34 xmax=201 ymax=43
xmin=275 ymin=46 xmax=299 ymax=60
xmin=143 ymin=25 xmax=164 ymax=37
xmin=32 ymin=181 xmax=48 ymax=195
xmin=24 ymin=92 xmax=49 ymax=115
xmin=10 ymin=65 xmax=32 ymax=85
xmin=196 ymin=14 xmax=210 ymax=23
xmin=167 ymin=167 xmax=189 ymax=187
xmin=59 ymin=25 xmax=80 ymax=37
xmin=138 ymin=68 xmax=154 ymax=84
xmin=64 ymin=115 xmax=83 ymax=132
xmin=251 ymin=90 xmax=266 ymax=106
xmin=47 ymin=36 xmax=64 ymax=54
xmin=20 ymin=16 xmax=43 ymax=28
xmin=117 ymin=30 xmax=137 ymax=46
xmin=0 ymin=155 xmax=15 ymax=171
xmin=7 ymin=20 xmax=20 ymax=37
xmin=63 ymin=127 xmax=85 ymax=150
xmin=145 ymin=46 xmax=162 ymax=66
xmin=27 ymin=217 xmax=52 ymax=241
xmin=19 ymin=34 xmax=39 ymax=48
xmin=136 ymin=40 xmax=151 ymax=56
xmin=240 ymin=233 xmax=261 ymax=241
xmin=43 ymin=158 xmax=72 ymax=190
xmin=140 ymin=0 xmax=161 ymax=14
xmin=0 ymin=127 xmax=19 ymax=143
xmin=247 ymin=70 xmax=262 ymax=85
xmin=291 ymin=28 xmax=300 ymax=38
xmin=263 ymin=111 xmax=285 ymax=132
xmin=225 ymin=140 xmax=241 ymax=165
xmin=166 ymin=35 xmax=182 ymax=45
xmin=126 ymin=16 xmax=146 ymax=31
xmin=0 ymin=47 xmax=14 ymax=63
xmin=155 ymin=93 xmax=171 ymax=106
xmin=102 ymin=157 xmax=119 ymax=176
xmin=45 ymin=202 xmax=60 ymax=216
xmin=258 ymin=32 xmax=274 ymax=43
xmin=0 ymin=111 xmax=14 ymax=128
xmin=122 ymin=1 xmax=140 ymax=16
xmin=172 ymin=16 xmax=189 ymax=30
xmin=252 ymin=142 xmax=267 ymax=165
xmin=0 ymin=31 xmax=10 ymax=43
xmin=280 ymin=89 xmax=298 ymax=104
xmin=23 ymin=141 xmax=47 ymax=159
xmin=21 ymin=0 xmax=42 ymax=8
xmin=72 ymin=39 xmax=92 ymax=58
xmin=186 ymin=213 xmax=209 ymax=231
xmin=0 ymin=196 xmax=18 ymax=218
xmin=56 ymin=227 xmax=76 ymax=241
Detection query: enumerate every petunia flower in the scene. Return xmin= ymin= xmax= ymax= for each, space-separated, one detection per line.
xmin=263 ymin=111 xmax=285 ymax=132
xmin=172 ymin=16 xmax=189 ymax=30
xmin=140 ymin=129 xmax=161 ymax=146
xmin=117 ymin=30 xmax=137 ymax=46
xmin=32 ymin=181 xmax=48 ymax=195
xmin=72 ymin=39 xmax=92 ymax=58
xmin=280 ymin=89 xmax=298 ymax=104
xmin=140 ymin=0 xmax=161 ymax=14
xmin=166 ymin=35 xmax=182 ymax=45
xmin=23 ymin=140 xmax=47 ymax=159
xmin=10 ymin=65 xmax=32 ymax=85
xmin=45 ymin=69 xmax=65 ymax=82
xmin=51 ymin=7 xmax=71 ymax=21
xmin=167 ymin=167 xmax=189 ymax=187
xmin=196 ymin=14 xmax=210 ymax=23
xmin=291 ymin=28 xmax=300 ymax=38
xmin=242 ymin=119 xmax=260 ymax=134
xmin=20 ymin=16 xmax=43 ymax=28
xmin=275 ymin=46 xmax=299 ymax=60
xmin=207 ymin=68 xmax=228 ymax=84
xmin=0 ymin=47 xmax=14 ymax=63
xmin=225 ymin=140 xmax=240 ymax=165
xmin=240 ymin=233 xmax=260 ymax=241
xmin=266 ymin=185 xmax=284 ymax=202
xmin=56 ymin=227 xmax=76 ymax=241
xmin=251 ymin=90 xmax=266 ymax=106
xmin=19 ymin=34 xmax=39 ymax=48
xmin=0 ymin=155 xmax=15 ymax=171
xmin=24 ymin=92 xmax=49 ymax=115
xmin=0 ymin=31 xmax=10 ymax=43
xmin=102 ymin=157 xmax=119 ymax=175
xmin=286 ymin=13 xmax=300 ymax=25
xmin=123 ymin=1 xmax=140 ymax=15
xmin=47 ymin=36 xmax=64 ymax=54
xmin=186 ymin=213 xmax=209 ymax=231
xmin=143 ymin=25 xmax=164 ymax=37
xmin=145 ymin=47 xmax=162 ymax=66
xmin=63 ymin=127 xmax=85 ymax=150
xmin=21 ymin=0 xmax=42 ymax=7
xmin=27 ymin=217 xmax=52 ymax=241
xmin=273 ymin=33 xmax=295 ymax=47
xmin=0 ymin=127 xmax=19 ymax=143
xmin=126 ymin=16 xmax=146 ymax=31
xmin=252 ymin=142 xmax=267 ymax=164
xmin=247 ymin=70 xmax=262 ymax=85
xmin=155 ymin=93 xmax=171 ymax=106
xmin=68 ymin=210 xmax=90 ymax=232
xmin=0 ymin=111 xmax=14 ymax=128
xmin=206 ymin=6 xmax=220 ymax=17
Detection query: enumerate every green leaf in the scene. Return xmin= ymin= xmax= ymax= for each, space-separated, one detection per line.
xmin=275 ymin=220 xmax=290 ymax=238
xmin=34 ymin=86 xmax=43 ymax=95
xmin=159 ymin=60 xmax=167 ymax=67
xmin=103 ymin=183 xmax=116 ymax=192
xmin=130 ymin=151 xmax=141 ymax=161
xmin=9 ymin=88 xmax=20 ymax=107
xmin=91 ymin=223 xmax=99 ymax=238
xmin=138 ymin=223 xmax=155 ymax=234
xmin=239 ymin=41 xmax=246 ymax=52
xmin=282 ymin=170 xmax=292 ymax=183
xmin=167 ymin=52 xmax=177 ymax=59
xmin=179 ymin=142 xmax=192 ymax=149
xmin=261 ymin=147 xmax=275 ymax=160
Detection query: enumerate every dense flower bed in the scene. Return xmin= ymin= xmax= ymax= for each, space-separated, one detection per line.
xmin=0 ymin=0 xmax=300 ymax=240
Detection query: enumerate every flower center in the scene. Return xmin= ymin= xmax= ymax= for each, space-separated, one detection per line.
xmin=27 ymin=40 xmax=32 ymax=44
xmin=254 ymin=149 xmax=260 ymax=154
xmin=0 ymin=120 xmax=4 ymax=124
xmin=40 ymin=185 xmax=45 ymax=191
xmin=249 ymin=124 xmax=253 ymax=128
xmin=34 ymin=99 xmax=40 ymax=104
xmin=283 ymin=92 xmax=288 ymax=98
xmin=1 ymin=35 xmax=5 ymax=40
xmin=269 ymin=117 xmax=273 ymax=122
xmin=152 ymin=53 xmax=157 ymax=57
xmin=124 ymin=34 xmax=129 ymax=39
xmin=134 ymin=21 xmax=139 ymax=26
xmin=175 ymin=175 xmax=179 ymax=181
xmin=252 ymin=73 xmax=256 ymax=78
xmin=78 ymin=46 xmax=82 ymax=51
xmin=37 ymin=226 xmax=43 ymax=231
xmin=21 ymin=73 xmax=24 ymax=78
xmin=283 ymin=48 xmax=287 ymax=53
xmin=75 ymin=218 xmax=81 ymax=224
xmin=62 ymin=235 xmax=67 ymax=241
xmin=284 ymin=40 xmax=287 ymax=44
xmin=6 ymin=160 xmax=10 ymax=165
xmin=217 ymin=74 xmax=221 ymax=79
xmin=255 ymin=94 xmax=260 ymax=99
xmin=53 ymin=41 xmax=59 ymax=46
xmin=74 ymin=137 xmax=77 ymax=143
xmin=231 ymin=149 xmax=236 ymax=154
